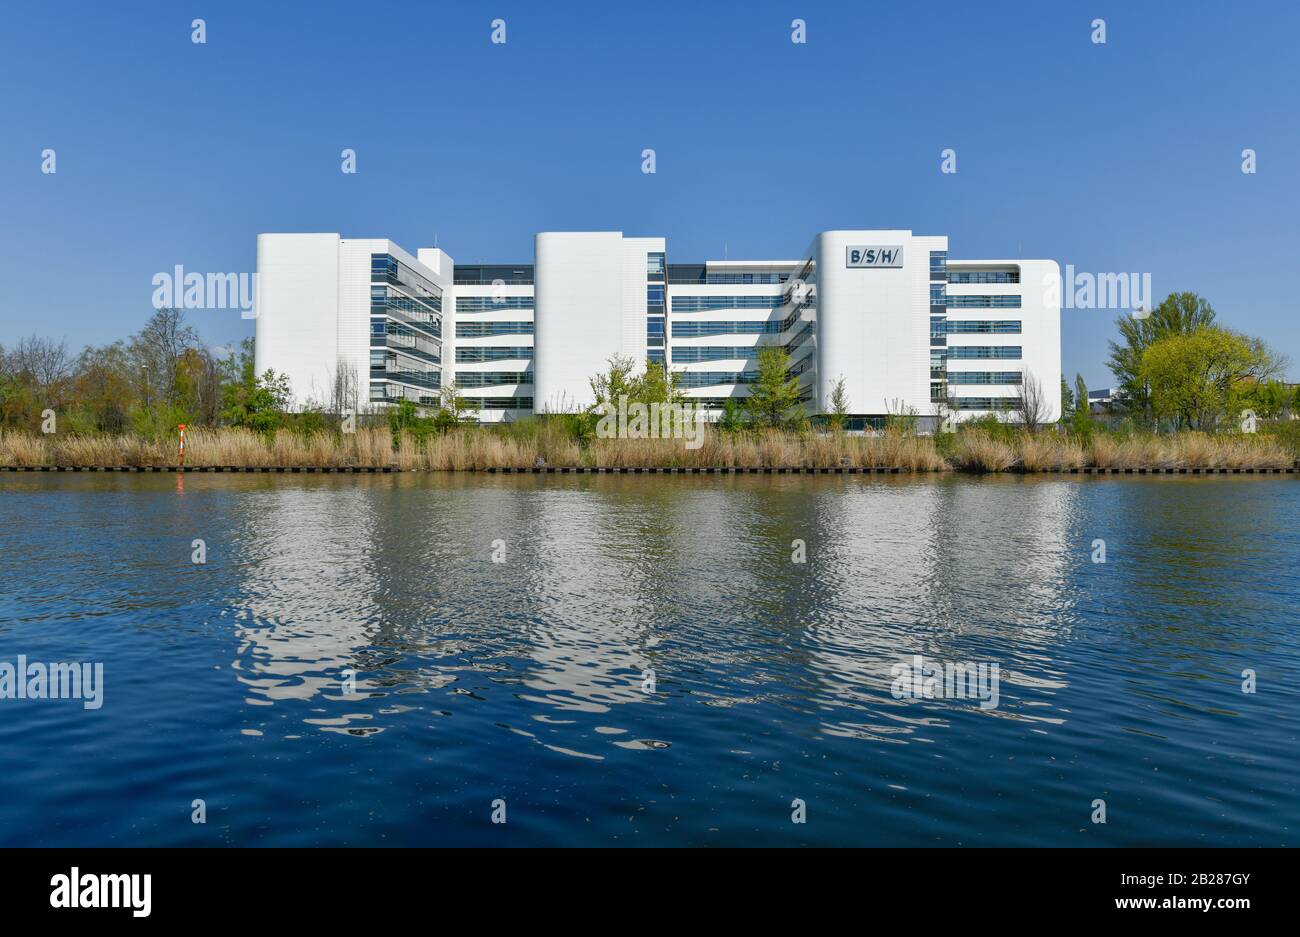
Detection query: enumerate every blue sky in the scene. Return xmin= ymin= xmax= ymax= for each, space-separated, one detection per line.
xmin=1 ymin=0 xmax=1297 ymax=387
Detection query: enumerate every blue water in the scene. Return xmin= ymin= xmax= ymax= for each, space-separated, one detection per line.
xmin=0 ymin=472 xmax=1297 ymax=846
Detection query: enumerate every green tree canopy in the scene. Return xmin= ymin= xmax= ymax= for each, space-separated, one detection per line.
xmin=589 ymin=355 xmax=684 ymax=409
xmin=1138 ymin=326 xmax=1284 ymax=430
xmin=745 ymin=347 xmax=802 ymax=429
xmin=1107 ymin=292 xmax=1217 ymax=422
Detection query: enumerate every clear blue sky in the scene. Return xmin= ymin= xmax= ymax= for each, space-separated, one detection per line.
xmin=2 ymin=0 xmax=1296 ymax=388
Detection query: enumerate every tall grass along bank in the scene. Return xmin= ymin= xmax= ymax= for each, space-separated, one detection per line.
xmin=0 ymin=426 xmax=1294 ymax=472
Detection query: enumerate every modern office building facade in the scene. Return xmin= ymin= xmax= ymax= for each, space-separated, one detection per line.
xmin=254 ymin=230 xmax=1060 ymax=427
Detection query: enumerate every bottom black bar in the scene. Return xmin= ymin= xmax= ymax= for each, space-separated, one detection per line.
xmin=0 ymin=847 xmax=1280 ymax=922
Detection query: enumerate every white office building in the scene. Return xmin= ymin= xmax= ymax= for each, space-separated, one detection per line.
xmin=254 ymin=229 xmax=1060 ymax=428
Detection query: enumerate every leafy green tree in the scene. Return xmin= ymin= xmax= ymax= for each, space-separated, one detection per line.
xmin=1060 ymin=374 xmax=1074 ymax=417
xmin=637 ymin=359 xmax=685 ymax=406
xmin=589 ymin=354 xmax=640 ymax=409
xmin=221 ymin=339 xmax=292 ymax=434
xmin=68 ymin=342 xmax=135 ymax=433
xmin=1107 ymin=292 xmax=1217 ymax=422
xmin=1138 ymin=326 xmax=1284 ymax=430
xmin=744 ymin=347 xmax=802 ymax=428
xmin=1070 ymin=373 xmax=1094 ymax=438
xmin=718 ymin=397 xmax=746 ymax=433
xmin=1243 ymin=379 xmax=1291 ymax=419
xmin=827 ymin=375 xmax=850 ymax=432
xmin=433 ymin=383 xmax=480 ymax=431
xmin=588 ymin=355 xmax=683 ymax=411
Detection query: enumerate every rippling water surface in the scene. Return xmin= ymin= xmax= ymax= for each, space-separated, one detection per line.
xmin=1 ymin=473 xmax=1297 ymax=846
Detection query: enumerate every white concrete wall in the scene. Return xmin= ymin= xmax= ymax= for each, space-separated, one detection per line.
xmin=1021 ymin=259 xmax=1062 ymax=423
xmin=533 ymin=232 xmax=662 ymax=412
xmin=256 ymin=234 xmax=450 ymax=411
xmin=254 ymin=233 xmax=341 ymax=409
xmin=814 ymin=230 xmax=939 ymax=418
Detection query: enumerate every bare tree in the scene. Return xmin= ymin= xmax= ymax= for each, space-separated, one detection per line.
xmin=10 ymin=335 xmax=71 ymax=389
xmin=1016 ymin=371 xmax=1049 ymax=432
xmin=931 ymin=394 xmax=957 ymax=433
xmin=130 ymin=308 xmax=200 ymax=410
xmin=328 ymin=363 xmax=361 ymax=421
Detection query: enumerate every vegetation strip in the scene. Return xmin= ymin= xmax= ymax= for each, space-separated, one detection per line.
xmin=2 ymin=463 xmax=1295 ymax=475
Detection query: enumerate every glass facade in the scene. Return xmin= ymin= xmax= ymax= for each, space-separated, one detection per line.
xmin=370 ymin=253 xmax=443 ymax=405
xmin=945 ymin=371 xmax=1023 ymax=385
xmin=675 ymin=371 xmax=758 ymax=388
xmin=953 ymin=397 xmax=1019 ymax=410
xmin=672 ymin=309 xmax=800 ymax=336
xmin=671 ymin=295 xmax=786 ymax=312
xmin=667 ymin=265 xmax=790 ymax=284
xmin=456 ymin=321 xmax=534 ymax=337
xmin=673 ymin=346 xmax=763 ymax=362
xmin=456 ymin=296 xmax=535 ymax=311
xmin=948 ymin=270 xmax=1019 ymax=284
xmin=946 ymin=295 xmax=1022 ymax=309
xmin=943 ymin=320 xmax=1022 ymax=334
xmin=456 ymin=346 xmax=533 ymax=362
xmin=946 ymin=345 xmax=1022 ymax=359
xmin=456 ymin=371 xmax=531 ymax=388
xmin=463 ymin=396 xmax=533 ymax=410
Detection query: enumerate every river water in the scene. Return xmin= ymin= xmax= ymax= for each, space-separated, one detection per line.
xmin=1 ymin=472 xmax=1296 ymax=846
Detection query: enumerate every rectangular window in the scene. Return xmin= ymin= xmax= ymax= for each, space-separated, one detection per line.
xmin=953 ymin=397 xmax=1019 ymax=411
xmin=948 ymin=271 xmax=1019 ymax=284
xmin=945 ymin=371 xmax=1022 ymax=385
xmin=456 ymin=321 xmax=534 ymax=337
xmin=671 ymin=295 xmax=785 ymax=312
xmin=673 ymin=346 xmax=758 ymax=362
xmin=946 ymin=345 xmax=1022 ymax=359
xmin=943 ymin=320 xmax=1022 ymax=334
xmin=456 ymin=347 xmax=534 ymax=362
xmin=456 ymin=296 xmax=535 ymax=312
xmin=945 ymin=295 xmax=1022 ymax=309
xmin=462 ymin=396 xmax=533 ymax=410
xmin=455 ymin=372 xmax=531 ymax=388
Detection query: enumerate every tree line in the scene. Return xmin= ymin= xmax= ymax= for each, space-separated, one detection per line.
xmin=0 ymin=308 xmax=292 ymax=437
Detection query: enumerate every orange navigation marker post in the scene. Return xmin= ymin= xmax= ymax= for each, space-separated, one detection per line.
xmin=178 ymin=423 xmax=187 ymax=468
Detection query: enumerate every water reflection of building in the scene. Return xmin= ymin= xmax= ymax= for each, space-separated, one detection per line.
xmin=231 ymin=480 xmax=384 ymax=721
xmin=786 ymin=476 xmax=1077 ymax=740
xmin=224 ymin=474 xmax=1079 ymax=742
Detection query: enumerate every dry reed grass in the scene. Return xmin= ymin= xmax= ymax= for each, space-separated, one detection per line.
xmin=0 ymin=425 xmax=1294 ymax=472
xmin=949 ymin=431 xmax=1017 ymax=473
xmin=1016 ymin=432 xmax=1086 ymax=472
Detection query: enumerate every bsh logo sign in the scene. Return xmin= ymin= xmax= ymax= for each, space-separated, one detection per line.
xmin=847 ymin=246 xmax=903 ymax=268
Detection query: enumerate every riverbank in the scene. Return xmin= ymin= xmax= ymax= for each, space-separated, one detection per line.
xmin=2 ymin=426 xmax=1295 ymax=473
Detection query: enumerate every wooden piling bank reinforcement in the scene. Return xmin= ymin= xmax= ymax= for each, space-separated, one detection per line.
xmin=0 ymin=465 xmax=1297 ymax=475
